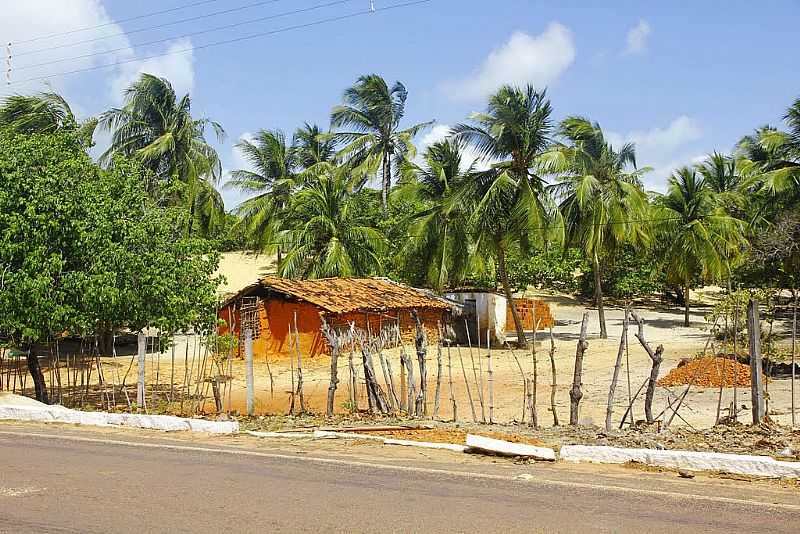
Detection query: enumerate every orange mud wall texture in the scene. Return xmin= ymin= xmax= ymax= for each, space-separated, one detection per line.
xmin=219 ymin=299 xmax=326 ymax=362
xmin=219 ymin=299 xmax=447 ymax=362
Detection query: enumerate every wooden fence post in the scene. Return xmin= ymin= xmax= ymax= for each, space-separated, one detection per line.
xmin=631 ymin=311 xmax=664 ymax=424
xmin=748 ymin=299 xmax=765 ymax=424
xmin=136 ymin=331 xmax=146 ymax=410
xmin=569 ymin=313 xmax=589 ymax=425
xmin=606 ymin=307 xmax=629 ymax=432
xmin=245 ymin=328 xmax=254 ymax=416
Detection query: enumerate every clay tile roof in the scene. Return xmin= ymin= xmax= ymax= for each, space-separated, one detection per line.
xmin=257 ymin=276 xmax=451 ymax=314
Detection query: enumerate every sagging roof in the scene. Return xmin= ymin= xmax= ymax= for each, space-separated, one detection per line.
xmin=223 ymin=276 xmax=454 ymax=314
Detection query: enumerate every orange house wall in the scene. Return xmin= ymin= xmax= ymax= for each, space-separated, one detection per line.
xmin=219 ymin=299 xmax=326 ymax=361
xmin=219 ymin=299 xmax=446 ymax=360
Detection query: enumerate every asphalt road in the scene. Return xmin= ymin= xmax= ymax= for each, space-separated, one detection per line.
xmin=1 ymin=426 xmax=799 ymax=533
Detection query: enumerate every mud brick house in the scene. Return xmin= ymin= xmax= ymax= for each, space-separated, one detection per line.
xmin=218 ymin=276 xmax=455 ymax=361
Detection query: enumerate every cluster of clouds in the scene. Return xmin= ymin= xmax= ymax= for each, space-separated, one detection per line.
xmin=1 ymin=1 xmax=195 ymax=104
xmin=1 ymin=3 xmax=695 ymax=201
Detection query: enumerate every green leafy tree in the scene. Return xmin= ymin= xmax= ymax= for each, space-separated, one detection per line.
xmin=0 ymin=129 xmax=220 ymax=402
xmin=452 ymin=85 xmax=554 ymax=347
xmin=0 ymin=91 xmax=97 ymax=146
xmin=653 ymin=167 xmax=746 ymax=326
xmin=100 ymin=73 xmax=225 ymax=234
xmin=331 ymin=74 xmax=432 ymax=212
xmin=278 ymin=164 xmax=385 ymax=278
xmin=293 ymin=122 xmax=336 ymax=169
xmin=547 ymin=116 xmax=650 ymax=338
xmin=396 ymin=139 xmax=475 ymax=290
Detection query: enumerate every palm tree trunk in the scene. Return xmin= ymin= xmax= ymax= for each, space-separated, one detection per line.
xmin=593 ymin=254 xmax=607 ymax=339
xmin=684 ymin=280 xmax=691 ymax=327
xmin=381 ymin=156 xmax=391 ymax=214
xmin=497 ymin=244 xmax=528 ymax=349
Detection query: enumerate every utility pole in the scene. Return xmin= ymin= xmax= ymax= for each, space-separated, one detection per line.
xmin=5 ymin=42 xmax=11 ymax=85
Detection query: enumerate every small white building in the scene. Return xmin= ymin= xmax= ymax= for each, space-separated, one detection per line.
xmin=445 ymin=290 xmax=508 ymax=345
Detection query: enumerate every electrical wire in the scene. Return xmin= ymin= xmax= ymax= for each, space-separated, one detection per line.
xmin=14 ymin=0 xmax=358 ymax=72
xmin=8 ymin=0 xmax=433 ymax=86
xmin=7 ymin=0 xmax=224 ymax=46
xmin=12 ymin=0 xmax=290 ymax=58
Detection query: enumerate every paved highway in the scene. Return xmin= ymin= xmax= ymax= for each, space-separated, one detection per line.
xmin=1 ymin=424 xmax=798 ymax=533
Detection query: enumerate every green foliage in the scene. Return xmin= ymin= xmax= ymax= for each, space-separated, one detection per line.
xmin=331 ymin=74 xmax=433 ymax=210
xmin=99 ymin=74 xmax=225 ymax=236
xmin=506 ymin=247 xmax=587 ymax=293
xmin=578 ymin=246 xmax=666 ymax=299
xmin=0 ymin=129 xmax=221 ymax=344
xmin=277 ymin=164 xmax=385 ymax=278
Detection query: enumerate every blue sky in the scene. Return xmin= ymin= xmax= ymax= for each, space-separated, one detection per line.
xmin=2 ymin=0 xmax=798 ymax=208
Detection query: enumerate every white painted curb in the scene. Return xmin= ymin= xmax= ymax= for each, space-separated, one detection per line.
xmin=313 ymin=430 xmax=385 ymax=441
xmin=247 ymin=430 xmax=316 ymax=439
xmin=383 ymin=438 xmax=467 ymax=453
xmin=0 ymin=404 xmax=238 ymax=434
xmin=559 ymin=445 xmax=800 ymax=479
xmin=466 ymin=434 xmax=556 ymax=460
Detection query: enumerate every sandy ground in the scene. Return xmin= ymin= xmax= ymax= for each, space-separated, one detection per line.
xmin=2 ymin=289 xmax=797 ymax=432
xmin=215 ymin=251 xmax=275 ymax=296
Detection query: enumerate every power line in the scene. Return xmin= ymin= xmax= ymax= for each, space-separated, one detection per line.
xmin=9 ymin=0 xmax=433 ymax=87
xmin=12 ymin=0 xmax=290 ymax=58
xmin=15 ymin=0 xmax=358 ymax=73
xmin=8 ymin=0 xmax=224 ymax=46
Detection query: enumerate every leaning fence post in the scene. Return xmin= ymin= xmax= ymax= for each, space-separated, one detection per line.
xmin=748 ymin=299 xmax=765 ymax=424
xmin=245 ymin=328 xmax=254 ymax=416
xmin=136 ymin=331 xmax=146 ymax=410
xmin=569 ymin=313 xmax=589 ymax=425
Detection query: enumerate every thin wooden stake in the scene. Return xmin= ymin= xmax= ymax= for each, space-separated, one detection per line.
xmin=464 ymin=319 xmax=485 ymax=422
xmin=136 ymin=332 xmax=146 ymax=411
xmin=748 ymin=299 xmax=765 ymax=424
xmin=446 ymin=342 xmax=457 ymax=422
xmin=487 ymin=329 xmax=494 ymax=424
xmin=548 ymin=327 xmax=559 ymax=426
xmin=605 ymin=307 xmax=629 ymax=432
xmin=245 ymin=328 xmax=254 ymax=416
xmin=569 ymin=313 xmax=589 ymax=425
xmin=456 ymin=343 xmax=477 ymax=422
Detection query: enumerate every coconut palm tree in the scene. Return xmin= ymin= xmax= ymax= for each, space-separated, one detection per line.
xmin=330 ymin=74 xmax=432 ymax=212
xmin=452 ymin=84 xmax=554 ymax=348
xmin=293 ymin=122 xmax=336 ymax=169
xmin=397 ymin=139 xmax=476 ymax=290
xmin=653 ymin=167 xmax=746 ymax=326
xmin=697 ymin=152 xmax=747 ymax=212
xmin=547 ymin=116 xmax=650 ymax=339
xmin=99 ymin=73 xmax=225 ymax=233
xmin=0 ymin=91 xmax=97 ymax=146
xmin=226 ymin=129 xmax=300 ymax=260
xmin=278 ymin=164 xmax=384 ymax=278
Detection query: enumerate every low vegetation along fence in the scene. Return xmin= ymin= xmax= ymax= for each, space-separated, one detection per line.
xmin=0 ymin=298 xmax=794 ymax=431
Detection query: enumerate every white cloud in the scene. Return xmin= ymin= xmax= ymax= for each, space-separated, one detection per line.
xmin=108 ymin=38 xmax=195 ymax=102
xmin=624 ymin=19 xmax=652 ymax=56
xmin=608 ymin=116 xmax=704 ymax=191
xmin=1 ymin=1 xmax=195 ymax=108
xmin=441 ymin=23 xmax=576 ymax=102
xmin=0 ymin=0 xmax=131 ymax=97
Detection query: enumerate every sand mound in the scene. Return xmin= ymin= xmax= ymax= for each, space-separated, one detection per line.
xmin=658 ymin=356 xmax=752 ymax=388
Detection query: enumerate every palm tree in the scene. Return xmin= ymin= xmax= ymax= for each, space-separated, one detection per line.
xmin=547 ymin=116 xmax=650 ymax=339
xmin=330 ymin=74 xmax=432 ymax=212
xmin=0 ymin=91 xmax=97 ymax=146
xmin=697 ymin=152 xmax=746 ymax=211
xmin=293 ymin=122 xmax=336 ymax=169
xmin=397 ymin=139 xmax=475 ymax=290
xmin=226 ymin=129 xmax=300 ymax=261
xmin=452 ymin=84 xmax=554 ymax=348
xmin=99 ymin=73 xmax=225 ymax=233
xmin=278 ymin=164 xmax=384 ymax=278
xmin=653 ymin=167 xmax=746 ymax=326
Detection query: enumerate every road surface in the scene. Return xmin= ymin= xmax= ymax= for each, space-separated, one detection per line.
xmin=1 ymin=423 xmax=799 ymax=533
